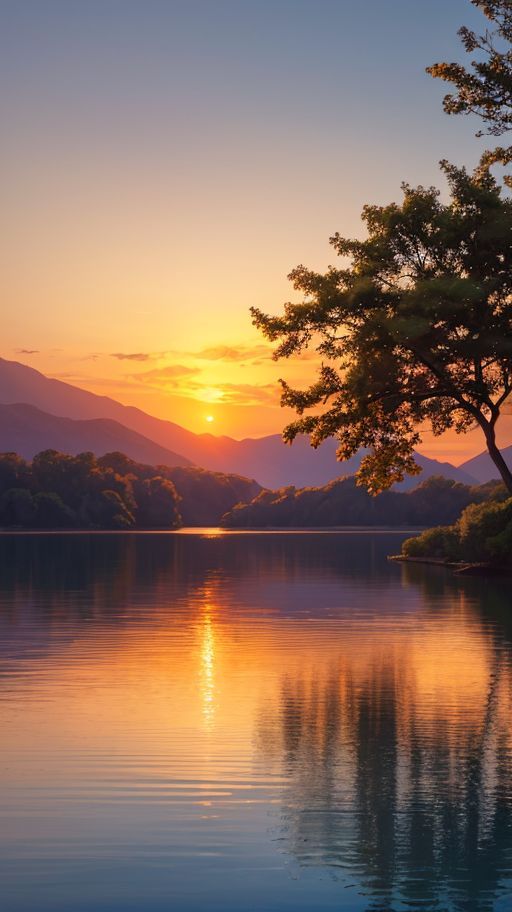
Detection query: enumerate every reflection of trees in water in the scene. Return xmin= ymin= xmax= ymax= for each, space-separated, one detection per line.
xmin=257 ymin=636 xmax=512 ymax=911
xmin=0 ymin=530 xmax=509 ymax=625
xmin=2 ymin=531 xmax=512 ymax=911
xmin=401 ymin=562 xmax=512 ymax=643
xmin=0 ymin=532 xmax=403 ymax=618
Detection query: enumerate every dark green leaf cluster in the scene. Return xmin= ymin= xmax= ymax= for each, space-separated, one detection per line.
xmin=0 ymin=450 xmax=181 ymax=530
xmin=402 ymin=491 xmax=512 ymax=565
xmin=0 ymin=450 xmax=262 ymax=529
xmin=428 ymin=1 xmax=512 ymax=138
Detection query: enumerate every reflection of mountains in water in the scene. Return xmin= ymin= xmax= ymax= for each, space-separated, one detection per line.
xmin=257 ymin=609 xmax=512 ymax=911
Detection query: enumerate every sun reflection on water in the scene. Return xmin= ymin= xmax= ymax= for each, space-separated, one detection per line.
xmin=200 ymin=603 xmax=216 ymax=729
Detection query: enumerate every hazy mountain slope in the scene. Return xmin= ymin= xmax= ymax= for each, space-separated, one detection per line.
xmin=0 ymin=403 xmax=192 ymax=467
xmin=0 ymin=358 xmax=477 ymax=488
xmin=0 ymin=357 xmax=200 ymax=451
xmin=459 ymin=446 xmax=512 ymax=484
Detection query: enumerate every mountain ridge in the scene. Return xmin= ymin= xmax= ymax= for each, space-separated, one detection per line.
xmin=0 ymin=402 xmax=192 ymax=468
xmin=0 ymin=357 xmax=477 ymax=489
xmin=459 ymin=446 xmax=512 ymax=484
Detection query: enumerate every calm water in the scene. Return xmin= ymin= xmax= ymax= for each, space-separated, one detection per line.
xmin=1 ymin=531 xmax=512 ymax=912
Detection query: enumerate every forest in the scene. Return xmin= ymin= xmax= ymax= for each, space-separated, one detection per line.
xmin=0 ymin=450 xmax=260 ymax=529
xmin=221 ymin=475 xmax=506 ymax=528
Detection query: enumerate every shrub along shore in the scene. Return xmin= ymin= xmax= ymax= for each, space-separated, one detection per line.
xmin=398 ymin=496 xmax=512 ymax=573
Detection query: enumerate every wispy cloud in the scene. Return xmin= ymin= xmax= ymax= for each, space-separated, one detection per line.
xmin=193 ymin=344 xmax=272 ymax=362
xmin=111 ymin=352 xmax=155 ymax=362
xmin=110 ymin=343 xmax=274 ymax=366
xmin=50 ymin=371 xmax=144 ymax=391
xmin=132 ymin=364 xmax=201 ymax=385
xmin=132 ymin=364 xmax=279 ymax=406
xmin=213 ymin=382 xmax=279 ymax=405
xmin=15 ymin=348 xmax=39 ymax=355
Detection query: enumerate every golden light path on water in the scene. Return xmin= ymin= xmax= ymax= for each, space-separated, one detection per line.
xmin=200 ymin=596 xmax=216 ymax=730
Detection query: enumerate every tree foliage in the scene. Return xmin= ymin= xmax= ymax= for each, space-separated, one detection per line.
xmin=222 ymin=475 xmax=505 ymax=529
xmin=0 ymin=450 xmax=261 ymax=529
xmin=428 ymin=1 xmax=512 ymax=137
xmin=0 ymin=450 xmax=181 ymax=530
xmin=252 ymin=163 xmax=512 ymax=494
xmin=428 ymin=0 xmax=512 ymax=183
xmin=402 ymin=494 xmax=512 ymax=565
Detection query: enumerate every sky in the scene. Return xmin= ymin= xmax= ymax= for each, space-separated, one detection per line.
xmin=2 ymin=0 xmax=506 ymax=461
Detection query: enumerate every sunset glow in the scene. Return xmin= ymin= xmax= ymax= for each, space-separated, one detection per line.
xmin=2 ymin=0 xmax=502 ymax=461
xmin=3 ymin=3 xmax=512 ymax=911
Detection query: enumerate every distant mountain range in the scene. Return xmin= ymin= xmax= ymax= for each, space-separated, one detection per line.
xmin=0 ymin=402 xmax=191 ymax=467
xmin=459 ymin=447 xmax=512 ymax=484
xmin=0 ymin=357 xmax=483 ymax=488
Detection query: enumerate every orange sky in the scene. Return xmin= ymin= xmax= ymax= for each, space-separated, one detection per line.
xmin=3 ymin=0 xmax=510 ymax=464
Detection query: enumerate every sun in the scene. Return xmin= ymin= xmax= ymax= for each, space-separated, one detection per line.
xmin=205 ymin=415 xmax=215 ymax=423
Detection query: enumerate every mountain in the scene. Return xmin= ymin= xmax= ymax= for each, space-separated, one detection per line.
xmin=459 ymin=446 xmax=512 ymax=484
xmin=0 ymin=403 xmax=191 ymax=467
xmin=0 ymin=358 xmax=476 ymax=488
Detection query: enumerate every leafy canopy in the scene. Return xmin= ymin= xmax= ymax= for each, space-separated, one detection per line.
xmin=251 ymin=163 xmax=512 ymax=494
xmin=428 ymin=0 xmax=512 ymax=183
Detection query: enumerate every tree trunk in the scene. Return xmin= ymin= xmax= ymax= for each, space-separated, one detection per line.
xmin=484 ymin=428 xmax=512 ymax=495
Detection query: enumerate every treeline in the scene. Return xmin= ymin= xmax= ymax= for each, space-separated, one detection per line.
xmin=402 ymin=496 xmax=512 ymax=566
xmin=0 ymin=450 xmax=261 ymax=529
xmin=221 ymin=476 xmax=506 ymax=528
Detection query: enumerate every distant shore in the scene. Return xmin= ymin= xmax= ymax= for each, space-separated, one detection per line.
xmin=0 ymin=525 xmax=424 ymax=535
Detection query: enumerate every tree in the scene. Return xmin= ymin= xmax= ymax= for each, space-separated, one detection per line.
xmin=251 ymin=162 xmax=512 ymax=494
xmin=133 ymin=476 xmax=182 ymax=528
xmin=0 ymin=488 xmax=35 ymax=526
xmin=0 ymin=453 xmax=31 ymax=495
xmin=427 ymin=0 xmax=512 ymax=183
xmin=81 ymin=489 xmax=135 ymax=529
xmin=33 ymin=492 xmax=76 ymax=529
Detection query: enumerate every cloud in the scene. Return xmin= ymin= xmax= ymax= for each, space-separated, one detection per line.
xmin=132 ymin=364 xmax=201 ymax=385
xmin=50 ymin=372 xmax=145 ymax=391
xmin=130 ymin=362 xmax=279 ymax=407
xmin=15 ymin=348 xmax=39 ymax=355
xmin=212 ymin=382 xmax=279 ymax=406
xmin=114 ymin=343 xmax=274 ymax=366
xmin=111 ymin=352 xmax=154 ymax=362
xmin=193 ymin=344 xmax=272 ymax=362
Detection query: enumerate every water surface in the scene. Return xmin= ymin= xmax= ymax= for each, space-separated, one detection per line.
xmin=1 ymin=531 xmax=512 ymax=912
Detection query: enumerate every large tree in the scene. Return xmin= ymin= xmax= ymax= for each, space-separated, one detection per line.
xmin=427 ymin=0 xmax=512 ymax=183
xmin=251 ymin=163 xmax=512 ymax=494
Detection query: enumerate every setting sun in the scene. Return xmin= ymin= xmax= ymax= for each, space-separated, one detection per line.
xmin=205 ymin=415 xmax=215 ymax=423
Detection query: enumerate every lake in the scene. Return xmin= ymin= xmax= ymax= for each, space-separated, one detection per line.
xmin=1 ymin=530 xmax=512 ymax=912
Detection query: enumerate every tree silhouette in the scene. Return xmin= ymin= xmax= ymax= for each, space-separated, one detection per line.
xmin=252 ymin=164 xmax=512 ymax=494
xmin=428 ymin=0 xmax=512 ymax=184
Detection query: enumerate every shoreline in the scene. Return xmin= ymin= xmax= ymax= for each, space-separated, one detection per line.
xmin=390 ymin=554 xmax=512 ymax=577
xmin=0 ymin=525 xmax=424 ymax=536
